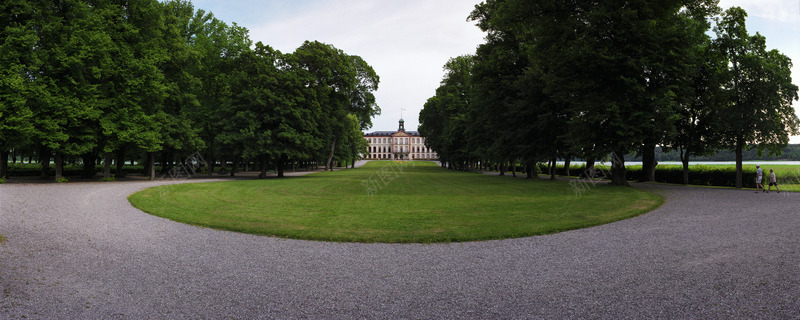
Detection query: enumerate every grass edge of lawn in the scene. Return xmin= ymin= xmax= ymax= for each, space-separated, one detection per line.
xmin=128 ymin=165 xmax=666 ymax=244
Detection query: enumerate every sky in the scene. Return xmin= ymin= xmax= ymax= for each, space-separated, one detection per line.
xmin=191 ymin=0 xmax=800 ymax=142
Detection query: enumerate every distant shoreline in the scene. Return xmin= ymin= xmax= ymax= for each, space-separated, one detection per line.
xmin=560 ymin=161 xmax=800 ymax=166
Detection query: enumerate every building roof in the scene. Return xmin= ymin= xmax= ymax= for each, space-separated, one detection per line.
xmin=364 ymin=130 xmax=420 ymax=137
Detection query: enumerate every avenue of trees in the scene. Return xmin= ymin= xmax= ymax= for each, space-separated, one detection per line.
xmin=419 ymin=0 xmax=799 ymax=187
xmin=0 ymin=0 xmax=378 ymax=181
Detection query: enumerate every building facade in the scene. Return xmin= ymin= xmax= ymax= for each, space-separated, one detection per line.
xmin=363 ymin=119 xmax=438 ymax=160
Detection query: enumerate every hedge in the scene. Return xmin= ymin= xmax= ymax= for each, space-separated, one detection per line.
xmin=537 ymin=163 xmax=759 ymax=188
xmin=3 ymin=164 xmax=153 ymax=177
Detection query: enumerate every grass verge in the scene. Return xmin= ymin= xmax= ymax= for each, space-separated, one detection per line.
xmin=128 ymin=161 xmax=663 ymax=243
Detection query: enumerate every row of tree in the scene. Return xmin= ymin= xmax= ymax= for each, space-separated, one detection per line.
xmin=0 ymin=0 xmax=378 ymax=181
xmin=419 ymin=0 xmax=798 ymax=187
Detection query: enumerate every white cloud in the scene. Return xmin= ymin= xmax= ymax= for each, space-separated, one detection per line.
xmin=246 ymin=0 xmax=485 ymax=131
xmin=197 ymin=0 xmax=800 ymax=143
xmin=718 ymin=0 xmax=800 ymax=23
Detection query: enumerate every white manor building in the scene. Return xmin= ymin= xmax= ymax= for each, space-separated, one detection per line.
xmin=363 ymin=119 xmax=438 ymax=160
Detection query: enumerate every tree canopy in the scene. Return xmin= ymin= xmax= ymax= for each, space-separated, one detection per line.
xmin=420 ymin=0 xmax=798 ymax=187
xmin=0 ymin=0 xmax=380 ymax=180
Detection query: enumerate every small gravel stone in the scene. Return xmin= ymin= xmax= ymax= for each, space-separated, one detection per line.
xmin=1 ymin=173 xmax=798 ymax=319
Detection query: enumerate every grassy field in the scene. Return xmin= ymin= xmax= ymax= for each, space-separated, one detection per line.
xmin=667 ymin=164 xmax=800 ymax=191
xmin=128 ymin=161 xmax=662 ymax=243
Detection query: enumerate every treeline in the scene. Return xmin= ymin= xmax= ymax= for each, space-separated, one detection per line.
xmin=630 ymin=144 xmax=800 ymax=162
xmin=0 ymin=0 xmax=378 ymax=181
xmin=419 ymin=1 xmax=799 ymax=187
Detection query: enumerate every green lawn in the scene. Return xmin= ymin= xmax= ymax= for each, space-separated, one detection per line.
xmin=671 ymin=164 xmax=800 ymax=191
xmin=128 ymin=161 xmax=663 ymax=243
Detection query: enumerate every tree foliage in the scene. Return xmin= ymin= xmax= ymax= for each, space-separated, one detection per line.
xmin=714 ymin=7 xmax=799 ymax=187
xmin=0 ymin=0 xmax=380 ymax=180
xmin=420 ymin=0 xmax=798 ymax=187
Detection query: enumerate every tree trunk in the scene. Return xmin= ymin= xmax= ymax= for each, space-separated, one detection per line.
xmin=277 ymin=156 xmax=285 ymax=178
xmin=0 ymin=150 xmax=9 ymax=179
xmin=550 ymin=157 xmax=557 ymax=180
xmin=40 ymin=147 xmax=51 ymax=179
xmin=640 ymin=144 xmax=656 ymax=182
xmin=142 ymin=155 xmax=150 ymax=175
xmin=206 ymin=144 xmax=215 ymax=177
xmin=54 ymin=153 xmax=63 ymax=182
xmin=160 ymin=150 xmax=170 ymax=175
xmin=526 ymin=160 xmax=538 ymax=179
xmin=103 ymin=152 xmax=112 ymax=179
xmin=564 ymin=157 xmax=571 ymax=176
xmin=586 ymin=159 xmax=595 ymax=179
xmin=735 ymin=141 xmax=743 ymax=188
xmin=82 ymin=152 xmax=96 ymax=178
xmin=610 ymin=151 xmax=627 ymax=186
xmin=10 ymin=149 xmax=17 ymax=164
xmin=115 ymin=148 xmax=125 ymax=177
xmin=229 ymin=156 xmax=238 ymax=177
xmin=326 ymin=135 xmax=338 ymax=171
xmin=682 ymin=156 xmax=690 ymax=185
xmin=259 ymin=154 xmax=269 ymax=179
xmin=511 ymin=160 xmax=516 ymax=177
xmin=149 ymin=152 xmax=156 ymax=180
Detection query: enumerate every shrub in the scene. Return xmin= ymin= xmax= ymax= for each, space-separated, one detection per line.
xmin=3 ymin=164 xmax=150 ymax=177
xmin=55 ymin=176 xmax=69 ymax=183
xmin=538 ymin=163 xmax=587 ymax=176
xmin=548 ymin=163 xmax=758 ymax=188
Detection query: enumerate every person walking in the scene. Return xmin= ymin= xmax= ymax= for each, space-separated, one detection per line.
xmin=756 ymin=165 xmax=764 ymax=193
xmin=767 ymin=168 xmax=780 ymax=193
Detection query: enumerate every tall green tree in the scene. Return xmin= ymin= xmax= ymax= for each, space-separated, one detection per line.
xmin=189 ymin=12 xmax=251 ymax=175
xmin=664 ymin=4 xmax=726 ymax=184
xmin=95 ymin=0 xmax=171 ymax=180
xmin=268 ymin=44 xmax=327 ymax=176
xmin=0 ymin=0 xmax=37 ymax=178
xmin=335 ymin=114 xmax=370 ymax=169
xmin=155 ymin=0 xmax=206 ymax=177
xmin=714 ymin=7 xmax=799 ymax=187
xmin=419 ymin=56 xmax=474 ymax=170
xmin=468 ymin=0 xmax=721 ymax=185
xmin=292 ymin=41 xmax=379 ymax=171
xmin=32 ymin=0 xmax=115 ymax=181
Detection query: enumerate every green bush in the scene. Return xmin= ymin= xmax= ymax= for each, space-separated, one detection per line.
xmin=537 ymin=163 xmax=587 ymax=176
xmin=543 ymin=163 xmax=759 ymax=188
xmin=624 ymin=165 xmax=757 ymax=188
xmin=3 ymin=163 xmax=153 ymax=177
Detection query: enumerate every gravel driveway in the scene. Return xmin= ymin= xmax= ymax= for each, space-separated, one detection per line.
xmin=1 ymin=176 xmax=799 ymax=319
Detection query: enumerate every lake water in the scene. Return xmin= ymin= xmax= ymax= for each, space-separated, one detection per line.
xmin=560 ymin=161 xmax=800 ymax=166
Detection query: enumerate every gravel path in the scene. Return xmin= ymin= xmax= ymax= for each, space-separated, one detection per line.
xmin=1 ymin=175 xmax=799 ymax=319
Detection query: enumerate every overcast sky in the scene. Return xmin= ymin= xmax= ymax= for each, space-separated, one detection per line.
xmin=191 ymin=0 xmax=800 ymax=142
